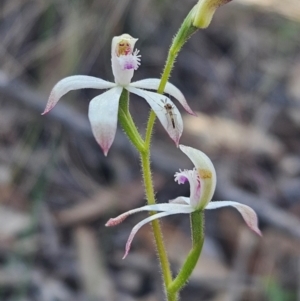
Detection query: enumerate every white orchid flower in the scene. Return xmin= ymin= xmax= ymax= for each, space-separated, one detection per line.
xmin=106 ymin=145 xmax=262 ymax=259
xmin=42 ymin=33 xmax=194 ymax=155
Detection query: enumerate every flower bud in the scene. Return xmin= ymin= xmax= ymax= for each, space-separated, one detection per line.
xmin=193 ymin=0 xmax=232 ymax=29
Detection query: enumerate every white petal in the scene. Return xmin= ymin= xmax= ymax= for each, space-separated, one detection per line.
xmin=123 ymin=210 xmax=192 ymax=259
xmin=205 ymin=201 xmax=262 ymax=236
xmin=106 ymin=203 xmax=193 ymax=227
xmin=179 ymin=145 xmax=217 ymax=210
xmin=88 ymin=86 xmax=123 ymax=156
xmin=130 ymin=78 xmax=195 ymax=115
xmin=126 ymin=86 xmax=183 ymax=146
xmin=111 ymin=34 xmax=139 ymax=86
xmin=42 ymin=76 xmax=116 ymax=114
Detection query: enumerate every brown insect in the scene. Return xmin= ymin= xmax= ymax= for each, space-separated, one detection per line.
xmin=161 ymin=98 xmax=177 ymax=129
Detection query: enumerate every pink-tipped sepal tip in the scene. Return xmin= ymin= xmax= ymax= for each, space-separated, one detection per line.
xmin=41 ymin=106 xmax=53 ymax=116
xmin=122 ymin=228 xmax=137 ymax=259
xmin=105 ymin=212 xmax=129 ymax=227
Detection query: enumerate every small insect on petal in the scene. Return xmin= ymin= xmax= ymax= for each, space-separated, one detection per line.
xmin=126 ymin=86 xmax=184 ymax=146
xmin=160 ymin=98 xmax=177 ymax=129
xmin=130 ymin=78 xmax=195 ymax=115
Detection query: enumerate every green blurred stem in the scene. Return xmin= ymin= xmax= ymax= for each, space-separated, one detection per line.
xmin=168 ymin=211 xmax=204 ymax=295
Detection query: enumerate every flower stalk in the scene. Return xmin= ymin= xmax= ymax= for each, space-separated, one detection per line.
xmin=138 ymin=8 xmax=201 ymax=301
xmin=158 ymin=8 xmax=198 ymax=94
xmin=140 ymin=150 xmax=174 ymax=292
xmin=168 ymin=211 xmax=205 ymax=295
xmin=118 ymin=89 xmax=145 ymax=152
xmin=141 ymin=8 xmax=201 ymax=299
xmin=117 ymin=96 xmax=177 ymax=299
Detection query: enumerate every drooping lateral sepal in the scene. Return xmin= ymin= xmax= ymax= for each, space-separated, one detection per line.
xmin=88 ymin=86 xmax=123 ymax=156
xmin=127 ymin=86 xmax=184 ymax=146
xmin=205 ymin=200 xmax=262 ymax=236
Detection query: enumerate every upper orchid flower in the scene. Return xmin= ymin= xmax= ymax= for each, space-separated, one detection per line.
xmin=106 ymin=145 xmax=262 ymax=259
xmin=42 ymin=33 xmax=194 ymax=155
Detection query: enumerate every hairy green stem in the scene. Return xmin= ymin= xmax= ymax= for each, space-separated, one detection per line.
xmin=118 ymin=89 xmax=174 ymax=297
xmin=141 ymin=9 xmax=199 ymax=301
xmin=140 ymin=150 xmax=175 ymax=294
xmin=158 ymin=9 xmax=197 ymax=94
xmin=168 ymin=211 xmax=204 ymax=295
xmin=118 ymin=89 xmax=145 ymax=152
xmin=143 ymin=107 xmax=177 ymax=301
xmin=145 ymin=110 xmax=156 ymax=148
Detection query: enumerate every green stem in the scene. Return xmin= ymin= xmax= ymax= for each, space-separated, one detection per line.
xmin=118 ymin=88 xmax=174 ymax=298
xmin=147 ymin=7 xmax=198 ymax=141
xmin=140 ymin=150 xmax=175 ymax=295
xmin=145 ymin=110 xmax=156 ymax=147
xmin=143 ymin=111 xmax=177 ymax=300
xmin=118 ymin=89 xmax=145 ymax=152
xmin=157 ymin=8 xmax=198 ymax=94
xmin=148 ymin=6 xmax=198 ymax=144
xmin=141 ymin=9 xmax=199 ymax=301
xmin=168 ymin=211 xmax=204 ymax=295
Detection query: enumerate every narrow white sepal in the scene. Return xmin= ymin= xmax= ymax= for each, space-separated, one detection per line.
xmin=130 ymin=78 xmax=195 ymax=115
xmin=123 ymin=210 xmax=193 ymax=259
xmin=42 ymin=76 xmax=116 ymax=114
xmin=106 ymin=202 xmax=194 ymax=227
xmin=88 ymin=86 xmax=123 ymax=156
xmin=205 ymin=201 xmax=262 ymax=236
xmin=126 ymin=86 xmax=183 ymax=146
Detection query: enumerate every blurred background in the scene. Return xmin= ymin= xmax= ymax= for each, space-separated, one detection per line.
xmin=0 ymin=0 xmax=300 ymax=300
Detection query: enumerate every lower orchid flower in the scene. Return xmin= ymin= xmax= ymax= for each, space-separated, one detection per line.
xmin=42 ymin=33 xmax=194 ymax=155
xmin=106 ymin=145 xmax=262 ymax=259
